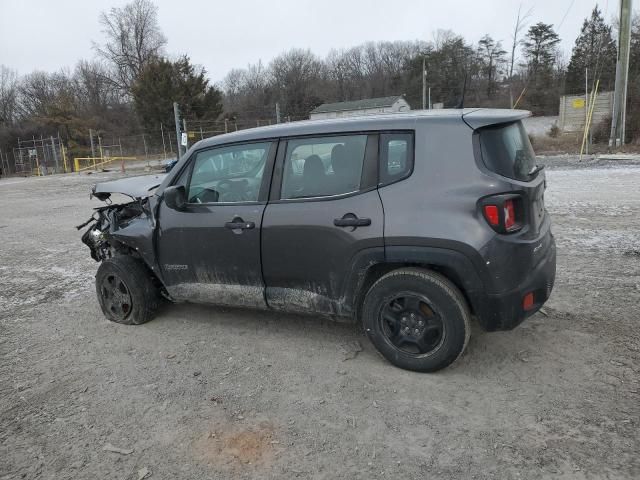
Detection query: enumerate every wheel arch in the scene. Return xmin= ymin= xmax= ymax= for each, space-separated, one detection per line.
xmin=351 ymin=246 xmax=485 ymax=323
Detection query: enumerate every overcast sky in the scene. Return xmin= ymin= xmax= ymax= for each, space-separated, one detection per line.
xmin=1 ymin=0 xmax=636 ymax=84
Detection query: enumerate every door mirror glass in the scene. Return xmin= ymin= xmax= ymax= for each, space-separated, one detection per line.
xmin=164 ymin=185 xmax=187 ymax=211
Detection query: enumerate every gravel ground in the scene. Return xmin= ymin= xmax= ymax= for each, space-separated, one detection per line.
xmin=1 ymin=160 xmax=639 ymax=480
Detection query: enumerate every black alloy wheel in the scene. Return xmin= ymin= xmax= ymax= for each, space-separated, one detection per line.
xmin=100 ymin=273 xmax=133 ymax=322
xmin=379 ymin=293 xmax=445 ymax=356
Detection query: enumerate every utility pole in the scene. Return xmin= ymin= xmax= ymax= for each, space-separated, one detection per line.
xmin=610 ymin=0 xmax=633 ymax=147
xmin=173 ymin=102 xmax=184 ymax=159
xmin=275 ymin=102 xmax=281 ymax=123
xmin=89 ymin=129 xmax=96 ymax=158
xmin=422 ymin=58 xmax=427 ymax=110
xmin=585 ymin=68 xmax=589 ymax=155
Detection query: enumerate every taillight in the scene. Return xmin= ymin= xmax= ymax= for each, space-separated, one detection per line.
xmin=483 ymin=205 xmax=499 ymax=226
xmin=523 ymin=292 xmax=535 ymax=310
xmin=481 ymin=194 xmax=523 ymax=233
xmin=504 ymin=199 xmax=516 ymax=231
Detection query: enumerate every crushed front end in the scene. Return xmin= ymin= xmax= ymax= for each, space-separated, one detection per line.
xmin=78 ymin=201 xmax=149 ymax=261
xmin=77 ymin=174 xmax=166 ymax=266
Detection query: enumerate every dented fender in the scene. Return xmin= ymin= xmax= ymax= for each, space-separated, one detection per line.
xmin=79 ymin=195 xmax=161 ymax=282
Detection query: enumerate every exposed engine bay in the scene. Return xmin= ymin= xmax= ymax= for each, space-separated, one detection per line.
xmin=78 ymin=200 xmax=149 ymax=261
xmin=77 ymin=174 xmax=165 ymax=262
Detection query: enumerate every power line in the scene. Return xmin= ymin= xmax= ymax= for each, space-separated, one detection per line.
xmin=557 ymin=0 xmax=576 ymax=30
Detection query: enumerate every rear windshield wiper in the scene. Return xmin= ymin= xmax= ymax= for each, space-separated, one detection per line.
xmin=528 ymin=164 xmax=545 ymax=177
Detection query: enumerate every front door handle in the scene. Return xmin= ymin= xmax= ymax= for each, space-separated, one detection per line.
xmin=334 ymin=213 xmax=371 ymax=228
xmin=225 ymin=216 xmax=255 ymax=231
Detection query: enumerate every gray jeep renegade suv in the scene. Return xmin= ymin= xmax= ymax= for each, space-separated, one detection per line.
xmin=80 ymin=109 xmax=556 ymax=372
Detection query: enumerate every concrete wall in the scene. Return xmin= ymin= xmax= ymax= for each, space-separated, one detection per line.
xmin=310 ymin=98 xmax=411 ymax=120
xmin=559 ymin=91 xmax=613 ymax=133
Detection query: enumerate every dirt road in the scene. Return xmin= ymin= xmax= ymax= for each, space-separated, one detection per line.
xmin=1 ymin=161 xmax=638 ymax=479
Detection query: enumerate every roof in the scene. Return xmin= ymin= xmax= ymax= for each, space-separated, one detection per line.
xmin=189 ymin=109 xmax=530 ymax=150
xmin=311 ymin=95 xmax=405 ymax=114
xmin=157 ymin=108 xmax=531 ymax=193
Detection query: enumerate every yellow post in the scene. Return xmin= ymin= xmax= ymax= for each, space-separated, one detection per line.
xmin=580 ymin=79 xmax=600 ymax=160
xmin=513 ymin=86 xmax=527 ymax=109
xmin=61 ymin=145 xmax=68 ymax=173
xmin=74 ymin=158 xmax=80 ymax=172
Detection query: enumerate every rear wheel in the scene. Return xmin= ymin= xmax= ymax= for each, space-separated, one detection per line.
xmin=95 ymin=256 xmax=161 ymax=325
xmin=362 ymin=268 xmax=470 ymax=372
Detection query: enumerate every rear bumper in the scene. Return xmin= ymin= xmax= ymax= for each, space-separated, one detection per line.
xmin=473 ymin=236 xmax=556 ymax=331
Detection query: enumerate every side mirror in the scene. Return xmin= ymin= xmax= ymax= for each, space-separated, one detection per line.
xmin=163 ymin=185 xmax=187 ymax=211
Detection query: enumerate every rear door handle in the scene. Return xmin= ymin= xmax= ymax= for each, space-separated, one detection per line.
xmin=224 ymin=216 xmax=255 ymax=231
xmin=334 ymin=214 xmax=371 ymax=228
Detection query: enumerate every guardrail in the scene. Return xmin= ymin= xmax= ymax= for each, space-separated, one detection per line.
xmin=74 ymin=156 xmax=137 ymax=172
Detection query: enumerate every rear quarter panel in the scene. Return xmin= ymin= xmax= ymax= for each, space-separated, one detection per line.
xmin=379 ymin=118 xmax=497 ymax=261
xmin=379 ymin=117 xmax=552 ymax=295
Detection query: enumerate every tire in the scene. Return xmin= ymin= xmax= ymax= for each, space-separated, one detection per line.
xmin=95 ymin=256 xmax=161 ymax=325
xmin=361 ymin=267 xmax=470 ymax=372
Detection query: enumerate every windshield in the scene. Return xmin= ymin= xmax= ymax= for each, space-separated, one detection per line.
xmin=478 ymin=121 xmax=537 ymax=181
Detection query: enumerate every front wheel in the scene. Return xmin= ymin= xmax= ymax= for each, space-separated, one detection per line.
xmin=362 ymin=268 xmax=470 ymax=372
xmin=95 ymin=256 xmax=161 ymax=325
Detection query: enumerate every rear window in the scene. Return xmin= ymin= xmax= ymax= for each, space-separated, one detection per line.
xmin=478 ymin=121 xmax=537 ymax=181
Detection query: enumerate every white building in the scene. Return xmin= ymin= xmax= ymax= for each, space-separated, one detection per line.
xmin=310 ymin=95 xmax=411 ymax=120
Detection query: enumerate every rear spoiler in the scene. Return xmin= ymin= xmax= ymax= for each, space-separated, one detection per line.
xmin=462 ymin=109 xmax=531 ymax=130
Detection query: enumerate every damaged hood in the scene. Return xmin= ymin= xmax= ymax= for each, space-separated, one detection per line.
xmin=92 ymin=174 xmax=167 ymax=201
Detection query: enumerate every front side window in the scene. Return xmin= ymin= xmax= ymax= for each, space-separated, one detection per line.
xmin=281 ymin=135 xmax=367 ymax=199
xmin=187 ymin=142 xmax=271 ymax=203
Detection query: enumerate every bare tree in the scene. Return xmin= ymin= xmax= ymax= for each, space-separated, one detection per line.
xmin=74 ymin=60 xmax=120 ymax=116
xmin=0 ymin=65 xmax=19 ymax=125
xmin=94 ymin=0 xmax=167 ymax=93
xmin=269 ymin=49 xmax=323 ymax=117
xmin=508 ymin=5 xmax=533 ymax=107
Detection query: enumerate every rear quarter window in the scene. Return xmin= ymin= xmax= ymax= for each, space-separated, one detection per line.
xmin=379 ymin=132 xmax=414 ymax=186
xmin=478 ymin=121 xmax=537 ymax=181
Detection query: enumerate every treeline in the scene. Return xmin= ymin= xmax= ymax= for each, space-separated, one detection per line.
xmin=0 ymin=0 xmax=223 ymax=158
xmin=0 ymin=1 xmax=639 ymax=159
xmin=224 ymin=6 xmax=638 ymax=132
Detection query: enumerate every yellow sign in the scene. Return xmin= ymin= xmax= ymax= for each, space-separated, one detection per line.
xmin=572 ymin=98 xmax=585 ymax=109
xmin=188 ymin=131 xmax=196 ymax=139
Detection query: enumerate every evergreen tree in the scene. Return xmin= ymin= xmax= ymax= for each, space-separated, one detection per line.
xmin=131 ymin=56 xmax=223 ymax=132
xmin=521 ymin=23 xmax=561 ymax=114
xmin=625 ymin=14 xmax=640 ymax=142
xmin=565 ymin=6 xmax=617 ymax=94
xmin=522 ymin=23 xmax=560 ymax=75
xmin=477 ymin=35 xmax=507 ymax=98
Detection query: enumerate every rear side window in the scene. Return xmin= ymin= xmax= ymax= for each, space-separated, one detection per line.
xmin=281 ymin=135 xmax=367 ymax=199
xmin=379 ymin=133 xmax=414 ymax=185
xmin=478 ymin=121 xmax=536 ymax=181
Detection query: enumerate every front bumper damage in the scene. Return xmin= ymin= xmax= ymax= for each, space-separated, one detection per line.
xmin=77 ymin=174 xmax=164 ymax=265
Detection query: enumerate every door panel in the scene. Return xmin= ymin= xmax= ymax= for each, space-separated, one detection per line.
xmin=155 ymin=140 xmax=276 ymax=309
xmin=262 ymin=191 xmax=384 ymax=315
xmin=262 ymin=133 xmax=383 ymax=316
xmin=157 ymin=203 xmax=266 ymax=308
